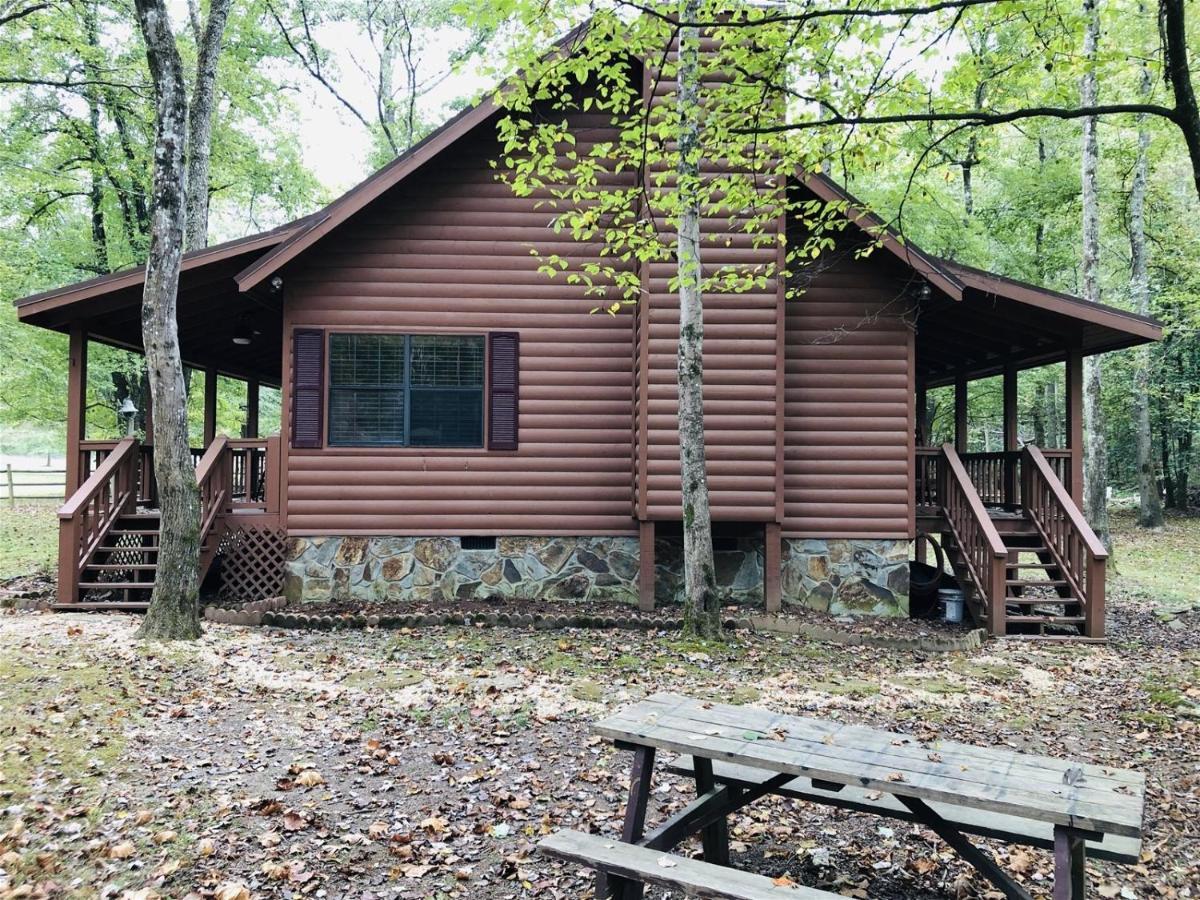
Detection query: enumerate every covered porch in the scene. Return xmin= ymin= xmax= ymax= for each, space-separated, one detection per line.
xmin=15 ymin=226 xmax=298 ymax=608
xmin=911 ymin=259 xmax=1161 ymax=638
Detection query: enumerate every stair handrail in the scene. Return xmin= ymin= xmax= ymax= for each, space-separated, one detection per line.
xmin=940 ymin=443 xmax=1008 ymax=633
xmin=1022 ymin=445 xmax=1108 ymax=638
xmin=57 ymin=436 xmax=139 ymax=604
xmin=196 ymin=434 xmax=232 ymax=544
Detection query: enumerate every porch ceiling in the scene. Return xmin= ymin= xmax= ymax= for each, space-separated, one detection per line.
xmin=15 ymin=228 xmax=298 ymax=387
xmin=917 ymin=263 xmax=1162 ymax=387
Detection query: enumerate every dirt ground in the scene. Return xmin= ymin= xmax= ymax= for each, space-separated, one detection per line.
xmin=1 ymin=591 xmax=1198 ymax=900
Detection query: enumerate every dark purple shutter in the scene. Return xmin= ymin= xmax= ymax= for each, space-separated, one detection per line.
xmin=291 ymin=328 xmax=325 ymax=449
xmin=488 ymin=332 xmax=519 ymax=450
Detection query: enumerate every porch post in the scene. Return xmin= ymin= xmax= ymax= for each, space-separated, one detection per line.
xmin=245 ymin=379 xmax=259 ymax=439
xmin=1003 ymin=363 xmax=1018 ymax=505
xmin=638 ymin=521 xmax=656 ymax=612
xmin=203 ymin=366 xmax=218 ymax=445
xmin=1065 ymin=347 xmax=1085 ymax=505
xmin=954 ymin=372 xmax=968 ymax=453
xmin=764 ymin=522 xmax=781 ymax=613
xmin=916 ymin=380 xmax=928 ymax=446
xmin=65 ymin=326 xmax=87 ymax=494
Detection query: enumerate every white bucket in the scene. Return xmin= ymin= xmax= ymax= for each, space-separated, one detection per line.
xmin=937 ymin=588 xmax=965 ymax=624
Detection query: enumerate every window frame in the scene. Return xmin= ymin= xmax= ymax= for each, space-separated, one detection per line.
xmin=325 ymin=331 xmax=486 ymax=449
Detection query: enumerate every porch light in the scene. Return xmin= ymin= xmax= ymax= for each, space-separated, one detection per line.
xmin=233 ymin=315 xmax=253 ymax=346
xmin=118 ymin=397 xmax=137 ymax=436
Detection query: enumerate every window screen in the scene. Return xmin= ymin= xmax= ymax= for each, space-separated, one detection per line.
xmin=409 ymin=335 xmax=484 ymax=447
xmin=327 ymin=333 xmax=484 ymax=447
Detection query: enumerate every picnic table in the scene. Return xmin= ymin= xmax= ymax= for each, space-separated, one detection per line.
xmin=539 ymin=692 xmax=1145 ymax=900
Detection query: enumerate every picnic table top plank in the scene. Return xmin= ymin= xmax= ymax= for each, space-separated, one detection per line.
xmin=594 ymin=693 xmax=1144 ymax=838
xmin=623 ymin=695 xmax=1143 ymax=803
xmin=647 ymin=694 xmax=1143 ymax=789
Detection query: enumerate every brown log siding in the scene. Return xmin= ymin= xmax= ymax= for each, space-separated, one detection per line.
xmin=783 ymin=244 xmax=916 ymax=539
xmin=281 ymin=114 xmax=639 ymax=536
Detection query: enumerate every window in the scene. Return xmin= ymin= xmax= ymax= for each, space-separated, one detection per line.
xmin=327 ymin=333 xmax=484 ymax=447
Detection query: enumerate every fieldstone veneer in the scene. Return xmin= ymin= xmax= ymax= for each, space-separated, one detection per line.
xmin=283 ymin=536 xmax=642 ymax=605
xmin=283 ymin=534 xmax=909 ymax=616
xmin=781 ymin=538 xmax=910 ymax=617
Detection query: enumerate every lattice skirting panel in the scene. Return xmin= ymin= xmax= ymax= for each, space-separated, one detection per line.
xmin=217 ymin=525 xmax=288 ymax=603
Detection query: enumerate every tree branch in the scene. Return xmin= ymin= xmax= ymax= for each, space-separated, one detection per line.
xmin=735 ymin=102 xmax=1180 ymax=135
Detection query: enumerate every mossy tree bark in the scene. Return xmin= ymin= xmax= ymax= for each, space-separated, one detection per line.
xmin=1080 ymin=0 xmax=1111 ymax=551
xmin=133 ymin=0 xmax=203 ymax=641
xmin=675 ymin=0 xmax=720 ymax=641
xmin=1130 ymin=59 xmax=1164 ymax=529
xmin=183 ymin=0 xmax=232 ymax=251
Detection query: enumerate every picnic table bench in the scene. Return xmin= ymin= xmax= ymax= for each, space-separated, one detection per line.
xmin=538 ymin=692 xmax=1145 ymax=900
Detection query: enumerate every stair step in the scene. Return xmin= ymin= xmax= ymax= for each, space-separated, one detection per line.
xmin=52 ymin=601 xmax=149 ymax=611
xmin=98 ymin=546 xmax=159 ymax=554
xmin=109 ymin=529 xmax=161 ymax=537
xmin=1007 ymin=579 xmax=1067 ymax=587
xmin=1005 ymin=615 xmax=1086 ymax=625
xmin=78 ymin=582 xmax=155 ymax=590
xmin=1006 ymin=562 xmax=1054 ymax=569
xmin=86 ymin=563 xmax=159 ymax=571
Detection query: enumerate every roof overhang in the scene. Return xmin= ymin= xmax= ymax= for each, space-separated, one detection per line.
xmin=918 ymin=259 xmax=1162 ymax=388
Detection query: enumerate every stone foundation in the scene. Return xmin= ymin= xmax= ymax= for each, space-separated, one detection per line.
xmin=282 ymin=534 xmax=909 ymax=616
xmin=282 ymin=536 xmax=641 ymax=605
xmin=781 ymin=538 xmax=909 ymax=617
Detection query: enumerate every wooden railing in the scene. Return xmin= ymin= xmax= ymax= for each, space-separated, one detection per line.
xmin=939 ymin=444 xmax=1009 ymax=633
xmin=1022 ymin=445 xmax=1108 ymax=638
xmin=227 ymin=438 xmax=270 ymax=507
xmin=57 ymin=437 xmax=139 ymax=605
xmin=916 ymin=446 xmax=1074 ymax=509
xmin=915 ymin=447 xmax=940 ymax=507
xmin=196 ymin=436 xmax=233 ymax=576
xmin=80 ymin=440 xmax=205 ymax=506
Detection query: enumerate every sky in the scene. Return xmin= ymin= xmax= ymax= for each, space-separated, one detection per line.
xmin=287 ymin=23 xmax=492 ymax=194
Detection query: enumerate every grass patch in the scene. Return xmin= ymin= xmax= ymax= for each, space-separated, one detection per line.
xmin=808 ymin=677 xmax=880 ymax=698
xmin=894 ymin=675 xmax=968 ymax=695
xmin=0 ymin=501 xmax=57 ymax=580
xmin=343 ymin=668 xmax=425 ymax=690
xmin=0 ymin=651 xmax=137 ymax=806
xmin=1110 ymin=508 xmax=1200 ymax=609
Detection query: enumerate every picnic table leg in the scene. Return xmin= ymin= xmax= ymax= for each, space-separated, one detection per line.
xmin=897 ymin=797 xmax=1033 ymax=900
xmin=1053 ymin=826 xmax=1088 ymax=900
xmin=598 ymin=745 xmax=656 ymax=900
xmin=692 ymin=756 xmax=731 ymax=866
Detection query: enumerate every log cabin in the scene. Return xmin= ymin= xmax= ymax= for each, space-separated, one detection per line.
xmin=14 ymin=38 xmax=1161 ymax=639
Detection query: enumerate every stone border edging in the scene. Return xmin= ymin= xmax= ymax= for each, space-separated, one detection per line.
xmin=748 ymin=615 xmax=986 ymax=652
xmin=203 ymin=599 xmax=982 ymax=651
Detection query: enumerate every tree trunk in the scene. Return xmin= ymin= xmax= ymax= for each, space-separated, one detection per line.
xmin=1160 ymin=0 xmax=1200 ymax=204
xmin=184 ymin=0 xmax=232 ymax=251
xmin=133 ymin=0 xmax=203 ymax=641
xmin=675 ymin=0 xmax=720 ymax=640
xmin=1130 ymin=61 xmax=1164 ymax=528
xmin=1080 ymin=0 xmax=1110 ymax=549
xmin=1035 ymin=137 xmax=1047 ymax=282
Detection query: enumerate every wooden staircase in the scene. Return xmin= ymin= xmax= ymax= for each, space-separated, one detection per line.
xmin=54 ymin=436 xmax=234 ymax=610
xmin=925 ymin=443 xmax=1108 ymax=639
xmin=942 ymin=509 xmax=1088 ymax=636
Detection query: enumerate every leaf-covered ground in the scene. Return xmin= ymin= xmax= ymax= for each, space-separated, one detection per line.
xmin=1 ymin=589 xmax=1198 ymax=900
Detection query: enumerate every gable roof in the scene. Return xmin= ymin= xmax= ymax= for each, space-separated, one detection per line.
xmin=13 ymin=23 xmax=1161 ymax=358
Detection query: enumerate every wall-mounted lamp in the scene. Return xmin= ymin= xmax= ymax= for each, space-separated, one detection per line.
xmin=118 ymin=397 xmax=138 ymax=436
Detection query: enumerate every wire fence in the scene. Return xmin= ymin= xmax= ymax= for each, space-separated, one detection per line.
xmin=4 ymin=464 xmax=65 ymax=503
